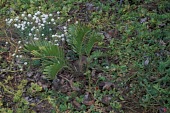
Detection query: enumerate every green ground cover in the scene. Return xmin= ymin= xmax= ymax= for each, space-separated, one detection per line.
xmin=0 ymin=0 xmax=169 ymax=113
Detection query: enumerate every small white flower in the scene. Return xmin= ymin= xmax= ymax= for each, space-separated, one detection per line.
xmin=24 ymin=62 xmax=28 ymax=65
xmin=18 ymin=41 xmax=21 ymax=44
xmin=5 ymin=42 xmax=8 ymax=44
xmin=54 ymin=40 xmax=58 ymax=42
xmin=49 ymin=14 xmax=53 ymax=16
xmin=33 ymin=16 xmax=36 ymax=20
xmin=14 ymin=24 xmax=17 ymax=27
xmin=21 ymin=13 xmax=25 ymax=17
xmin=19 ymin=55 xmax=22 ymax=58
xmin=24 ymin=17 xmax=27 ymax=20
xmin=41 ymin=24 xmax=44 ymax=26
xmin=34 ymin=37 xmax=39 ymax=40
xmin=44 ymin=14 xmax=48 ymax=19
xmin=21 ymin=27 xmax=25 ymax=30
xmin=64 ymin=29 xmax=67 ymax=32
xmin=42 ymin=34 xmax=44 ymax=36
xmin=36 ymin=11 xmax=41 ymax=15
xmin=61 ymin=34 xmax=64 ymax=37
xmin=19 ymin=46 xmax=22 ymax=49
xmin=55 ymin=43 xmax=59 ymax=46
xmin=28 ymin=14 xmax=32 ymax=17
xmin=29 ymin=33 xmax=32 ymax=36
xmin=49 ymin=28 xmax=52 ymax=31
xmin=64 ymin=32 xmax=68 ymax=35
xmin=67 ymin=19 xmax=71 ymax=22
xmin=10 ymin=18 xmax=13 ymax=22
xmin=17 ymin=25 xmax=21 ymax=29
xmin=48 ymin=22 xmax=51 ymax=24
xmin=35 ymin=20 xmax=39 ymax=23
xmin=45 ymin=37 xmax=48 ymax=40
xmin=23 ymin=21 xmax=26 ymax=25
xmin=57 ymin=17 xmax=60 ymax=19
xmin=14 ymin=18 xmax=18 ymax=21
xmin=12 ymin=53 xmax=16 ymax=56
xmin=57 ymin=11 xmax=60 ymax=15
xmin=41 ymin=14 xmax=45 ymax=18
xmin=43 ymin=20 xmax=46 ymax=23
xmin=16 ymin=55 xmax=19 ymax=58
xmin=20 ymin=68 xmax=23 ymax=71
xmin=52 ymin=35 xmax=55 ymax=37
xmin=58 ymin=35 xmax=61 ymax=38
xmin=63 ymin=26 xmax=67 ymax=30
xmin=105 ymin=66 xmax=109 ymax=69
xmin=51 ymin=18 xmax=55 ymax=22
xmin=75 ymin=21 xmax=78 ymax=24
xmin=36 ymin=17 xmax=39 ymax=20
xmin=5 ymin=18 xmax=8 ymax=22
xmin=21 ymin=24 xmax=25 ymax=28
xmin=61 ymin=38 xmax=65 ymax=41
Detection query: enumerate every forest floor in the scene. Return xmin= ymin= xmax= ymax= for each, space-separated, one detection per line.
xmin=0 ymin=0 xmax=170 ymax=113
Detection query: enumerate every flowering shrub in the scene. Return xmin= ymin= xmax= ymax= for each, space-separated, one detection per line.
xmin=6 ymin=11 xmax=67 ymax=46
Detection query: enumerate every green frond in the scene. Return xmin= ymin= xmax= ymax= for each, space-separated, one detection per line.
xmin=25 ymin=40 xmax=64 ymax=58
xmin=24 ymin=40 xmax=66 ymax=80
xmin=24 ymin=43 xmax=39 ymax=52
xmin=31 ymin=50 xmax=42 ymax=57
xmin=68 ymin=24 xmax=91 ymax=55
xmin=68 ymin=24 xmax=103 ymax=57
xmin=85 ymin=32 xmax=103 ymax=56
xmin=43 ymin=59 xmax=66 ymax=80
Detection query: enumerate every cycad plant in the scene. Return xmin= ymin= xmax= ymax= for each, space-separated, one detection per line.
xmin=25 ymin=40 xmax=66 ymax=80
xmin=68 ymin=24 xmax=103 ymax=72
xmin=25 ymin=24 xmax=103 ymax=80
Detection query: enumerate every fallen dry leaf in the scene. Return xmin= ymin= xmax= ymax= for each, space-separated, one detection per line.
xmin=101 ymin=95 xmax=112 ymax=105
xmin=73 ymin=100 xmax=81 ymax=109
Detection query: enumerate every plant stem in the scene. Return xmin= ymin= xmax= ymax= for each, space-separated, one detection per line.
xmin=79 ymin=54 xmax=82 ymax=73
xmin=0 ymin=82 xmax=14 ymax=95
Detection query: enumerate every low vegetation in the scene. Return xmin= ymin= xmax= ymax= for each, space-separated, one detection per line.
xmin=0 ymin=0 xmax=169 ymax=113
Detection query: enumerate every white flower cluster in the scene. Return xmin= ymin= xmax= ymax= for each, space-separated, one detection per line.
xmin=5 ymin=11 xmax=67 ymax=45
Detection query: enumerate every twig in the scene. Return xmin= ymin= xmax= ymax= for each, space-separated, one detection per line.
xmin=0 ymin=82 xmax=14 ymax=95
xmin=58 ymin=74 xmax=79 ymax=91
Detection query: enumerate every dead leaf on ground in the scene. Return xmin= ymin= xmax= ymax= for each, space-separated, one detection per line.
xmin=99 ymin=82 xmax=114 ymax=90
xmin=73 ymin=100 xmax=81 ymax=109
xmin=83 ymin=92 xmax=95 ymax=106
xmin=101 ymin=95 xmax=112 ymax=105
